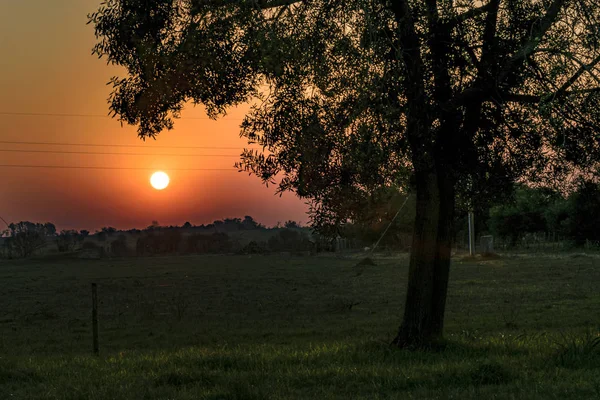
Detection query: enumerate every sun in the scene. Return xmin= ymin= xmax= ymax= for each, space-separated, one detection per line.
xmin=150 ymin=171 xmax=170 ymax=190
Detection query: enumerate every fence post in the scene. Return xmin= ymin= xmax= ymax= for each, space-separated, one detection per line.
xmin=91 ymin=283 xmax=99 ymax=355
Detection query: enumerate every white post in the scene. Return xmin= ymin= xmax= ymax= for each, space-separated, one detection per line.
xmin=468 ymin=211 xmax=475 ymax=256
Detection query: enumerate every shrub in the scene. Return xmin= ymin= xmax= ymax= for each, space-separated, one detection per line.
xmin=110 ymin=237 xmax=130 ymax=257
xmin=186 ymin=233 xmax=231 ymax=254
xmin=136 ymin=230 xmax=183 ymax=256
xmin=239 ymin=241 xmax=269 ymax=255
xmin=268 ymin=229 xmax=313 ymax=253
xmin=82 ymin=241 xmax=99 ymax=250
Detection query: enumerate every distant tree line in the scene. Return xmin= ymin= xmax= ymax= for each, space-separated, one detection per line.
xmin=310 ymin=180 xmax=600 ymax=251
xmin=0 ymin=216 xmax=314 ymax=259
xmin=481 ymin=181 xmax=600 ymax=248
xmin=3 ymin=182 xmax=599 ymax=260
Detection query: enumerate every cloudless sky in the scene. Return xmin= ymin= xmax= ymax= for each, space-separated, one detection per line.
xmin=0 ymin=0 xmax=308 ymax=231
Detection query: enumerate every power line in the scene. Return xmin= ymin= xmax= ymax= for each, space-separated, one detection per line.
xmin=0 ymin=111 xmax=244 ymax=120
xmin=0 ymin=140 xmax=257 ymax=150
xmin=0 ymin=149 xmax=241 ymax=157
xmin=0 ymin=164 xmax=238 ymax=171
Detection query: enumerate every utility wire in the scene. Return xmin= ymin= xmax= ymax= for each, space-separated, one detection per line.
xmin=0 ymin=149 xmax=240 ymax=157
xmin=0 ymin=111 xmax=244 ymax=120
xmin=0 ymin=140 xmax=256 ymax=150
xmin=369 ymin=194 xmax=412 ymax=256
xmin=0 ymin=164 xmax=237 ymax=171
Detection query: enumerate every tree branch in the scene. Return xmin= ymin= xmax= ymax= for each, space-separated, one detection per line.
xmin=554 ymin=53 xmax=600 ymax=97
xmin=534 ymin=48 xmax=600 ymax=85
xmin=498 ymin=0 xmax=567 ymax=85
xmin=191 ymin=0 xmax=302 ymax=10
xmin=500 ymin=87 xmax=600 ymax=104
xmin=444 ymin=3 xmax=494 ymax=29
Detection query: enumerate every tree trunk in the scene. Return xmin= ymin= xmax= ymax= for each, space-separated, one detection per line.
xmin=392 ymin=165 xmax=455 ymax=348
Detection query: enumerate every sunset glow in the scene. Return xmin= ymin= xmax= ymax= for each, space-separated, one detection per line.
xmin=150 ymin=171 xmax=170 ymax=190
xmin=0 ymin=0 xmax=308 ymax=231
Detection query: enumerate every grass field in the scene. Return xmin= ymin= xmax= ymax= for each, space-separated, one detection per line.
xmin=0 ymin=252 xmax=599 ymax=399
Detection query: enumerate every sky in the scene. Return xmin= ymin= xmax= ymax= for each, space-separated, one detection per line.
xmin=0 ymin=0 xmax=308 ymax=232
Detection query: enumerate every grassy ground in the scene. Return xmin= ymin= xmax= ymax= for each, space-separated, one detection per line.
xmin=0 ymin=252 xmax=598 ymax=399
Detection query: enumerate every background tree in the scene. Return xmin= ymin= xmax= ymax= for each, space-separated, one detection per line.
xmin=242 ymin=215 xmax=261 ymax=230
xmin=89 ymin=0 xmax=600 ymax=346
xmin=489 ymin=185 xmax=563 ymax=246
xmin=4 ymin=221 xmax=54 ymax=258
xmin=56 ymin=229 xmax=81 ymax=252
xmin=283 ymin=220 xmax=301 ymax=229
xmin=567 ymin=180 xmax=600 ymax=246
xmin=101 ymin=226 xmax=117 ymax=236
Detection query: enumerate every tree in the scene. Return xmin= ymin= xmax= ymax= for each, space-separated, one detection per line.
xmin=284 ymin=220 xmax=301 ymax=229
xmin=242 ymin=215 xmax=260 ymax=230
xmin=4 ymin=221 xmax=54 ymax=258
xmin=567 ymin=180 xmax=600 ymax=246
xmin=56 ymin=230 xmax=81 ymax=252
xmin=90 ymin=0 xmax=600 ymax=346
xmin=489 ymin=185 xmax=562 ymax=246
xmin=101 ymin=226 xmax=117 ymax=236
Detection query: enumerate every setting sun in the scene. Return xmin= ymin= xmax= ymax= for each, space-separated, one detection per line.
xmin=150 ymin=171 xmax=170 ymax=190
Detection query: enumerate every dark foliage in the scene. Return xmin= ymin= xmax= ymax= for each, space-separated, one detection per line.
xmin=267 ymin=229 xmax=313 ymax=253
xmin=239 ymin=240 xmax=269 ymax=255
xmin=186 ymin=233 xmax=232 ymax=254
xmin=88 ymin=0 xmax=600 ymax=345
xmin=136 ymin=229 xmax=183 ymax=256
xmin=55 ymin=230 xmax=83 ymax=253
xmin=568 ymin=180 xmax=600 ymax=246
xmin=111 ymin=236 xmax=131 ymax=257
xmin=2 ymin=222 xmax=55 ymax=258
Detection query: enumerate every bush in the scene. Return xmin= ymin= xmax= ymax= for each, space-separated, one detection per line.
xmin=567 ymin=181 xmax=600 ymax=246
xmin=268 ymin=229 xmax=313 ymax=253
xmin=110 ymin=237 xmax=130 ymax=257
xmin=239 ymin=241 xmax=269 ymax=255
xmin=136 ymin=230 xmax=182 ymax=256
xmin=82 ymin=241 xmax=99 ymax=250
xmin=186 ymin=233 xmax=231 ymax=254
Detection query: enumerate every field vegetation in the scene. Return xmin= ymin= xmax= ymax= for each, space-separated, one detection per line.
xmin=0 ymin=252 xmax=598 ymax=399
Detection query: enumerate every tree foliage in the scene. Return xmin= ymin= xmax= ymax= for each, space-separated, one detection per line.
xmin=89 ymin=0 xmax=600 ymax=345
xmin=566 ymin=180 xmax=600 ymax=245
xmin=3 ymin=222 xmax=55 ymax=258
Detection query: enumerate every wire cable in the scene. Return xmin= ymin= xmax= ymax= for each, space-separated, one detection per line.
xmin=0 ymin=111 xmax=244 ymax=120
xmin=0 ymin=164 xmax=237 ymax=171
xmin=0 ymin=140 xmax=256 ymax=150
xmin=0 ymin=149 xmax=240 ymax=157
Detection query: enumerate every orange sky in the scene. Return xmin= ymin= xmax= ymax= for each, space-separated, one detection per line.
xmin=0 ymin=1 xmax=308 ymax=231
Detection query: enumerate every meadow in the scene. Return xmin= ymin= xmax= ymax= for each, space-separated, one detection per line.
xmin=0 ymin=252 xmax=598 ymax=399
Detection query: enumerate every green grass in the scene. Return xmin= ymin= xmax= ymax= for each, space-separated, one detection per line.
xmin=0 ymin=252 xmax=598 ymax=399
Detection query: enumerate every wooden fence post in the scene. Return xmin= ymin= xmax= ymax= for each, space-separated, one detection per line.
xmin=92 ymin=283 xmax=99 ymax=355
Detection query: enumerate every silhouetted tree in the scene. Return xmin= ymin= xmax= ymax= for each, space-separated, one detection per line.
xmin=268 ymin=228 xmax=312 ymax=253
xmin=111 ymin=235 xmax=130 ymax=257
xmin=4 ymin=222 xmax=54 ymax=258
xmin=284 ymin=220 xmax=300 ymax=229
xmin=101 ymin=227 xmax=117 ymax=237
xmin=568 ymin=180 xmax=600 ymax=246
xmin=489 ymin=185 xmax=562 ymax=246
xmin=56 ymin=230 xmax=80 ymax=252
xmin=186 ymin=232 xmax=231 ymax=254
xmin=90 ymin=0 xmax=600 ymax=346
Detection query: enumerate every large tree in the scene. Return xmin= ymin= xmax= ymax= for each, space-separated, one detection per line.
xmin=89 ymin=0 xmax=600 ymax=346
